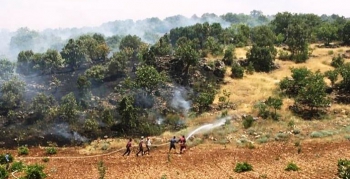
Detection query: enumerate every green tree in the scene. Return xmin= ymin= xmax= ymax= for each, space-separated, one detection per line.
xmin=0 ymin=77 xmax=25 ymax=111
xmin=203 ymin=36 xmax=223 ymax=56
xmin=58 ymin=92 xmax=78 ymax=123
xmin=119 ymin=35 xmax=143 ymax=51
xmin=24 ymin=164 xmax=46 ymax=179
xmin=135 ymin=65 xmax=164 ymax=93
xmin=117 ymin=95 xmax=138 ymax=134
xmin=279 ymin=67 xmax=312 ymax=97
xmin=0 ymin=58 xmax=14 ymax=80
xmin=231 ymin=63 xmax=244 ymax=79
xmin=295 ymin=71 xmax=330 ymax=114
xmin=30 ymin=93 xmax=56 ymax=120
xmin=60 ymin=39 xmax=85 ymax=70
xmin=265 ymin=96 xmax=283 ymax=120
xmin=317 ymin=22 xmax=338 ymax=45
xmin=16 ymin=50 xmax=34 ymax=75
xmin=331 ymin=55 xmax=344 ymax=68
xmin=325 ymin=70 xmax=338 ymax=87
xmin=339 ymin=63 xmax=350 ymax=90
xmin=270 ymin=12 xmax=294 ymax=42
xmin=77 ymin=75 xmax=92 ymax=106
xmin=85 ymin=65 xmax=106 ymax=83
xmin=222 ymin=45 xmax=235 ymax=66
xmin=106 ymin=35 xmax=122 ymax=51
xmin=247 ymin=26 xmax=277 ymax=72
xmin=175 ymin=37 xmax=200 ymax=80
xmin=107 ymin=48 xmax=133 ymax=77
xmin=342 ymin=21 xmax=350 ymax=45
xmin=285 ymin=21 xmax=310 ymax=63
xmin=78 ymin=34 xmax=110 ymax=62
xmin=42 ymin=49 xmax=63 ymax=73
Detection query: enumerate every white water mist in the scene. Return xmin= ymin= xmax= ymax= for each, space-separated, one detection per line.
xmin=186 ymin=116 xmax=230 ymax=140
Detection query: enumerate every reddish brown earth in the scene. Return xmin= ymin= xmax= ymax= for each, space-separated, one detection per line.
xmin=5 ymin=139 xmax=350 ymax=179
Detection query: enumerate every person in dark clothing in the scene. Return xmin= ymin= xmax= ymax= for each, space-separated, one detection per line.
xmin=169 ymin=136 xmax=177 ymax=153
xmin=179 ymin=135 xmax=186 ymax=154
xmin=122 ymin=138 xmax=133 ymax=156
xmin=136 ymin=136 xmax=144 ymax=156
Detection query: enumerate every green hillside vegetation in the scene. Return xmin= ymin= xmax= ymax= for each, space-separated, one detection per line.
xmin=1 ymin=11 xmax=350 ymax=147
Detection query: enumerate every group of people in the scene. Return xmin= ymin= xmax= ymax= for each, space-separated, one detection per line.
xmin=122 ymin=136 xmax=151 ymax=156
xmin=169 ymin=135 xmax=187 ymax=154
xmin=122 ymin=135 xmax=187 ymax=156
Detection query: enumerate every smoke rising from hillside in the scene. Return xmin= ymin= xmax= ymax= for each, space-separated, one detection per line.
xmin=0 ymin=13 xmax=234 ymax=61
xmin=170 ymin=87 xmax=191 ymax=117
xmin=50 ymin=123 xmax=87 ymax=143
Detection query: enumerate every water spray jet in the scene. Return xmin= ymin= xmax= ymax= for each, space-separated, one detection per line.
xmin=186 ymin=116 xmax=230 ymax=140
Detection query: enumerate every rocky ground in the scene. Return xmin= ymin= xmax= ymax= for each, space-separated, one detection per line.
xmin=5 ymin=139 xmax=350 ymax=179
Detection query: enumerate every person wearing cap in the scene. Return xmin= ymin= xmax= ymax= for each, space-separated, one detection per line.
xmin=144 ymin=137 xmax=151 ymax=155
xmin=136 ymin=136 xmax=144 ymax=156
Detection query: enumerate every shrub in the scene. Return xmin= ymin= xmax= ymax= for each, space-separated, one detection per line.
xmin=24 ymin=164 xmax=46 ymax=179
xmin=328 ymin=50 xmax=334 ymax=55
xmin=285 ymin=162 xmax=299 ymax=171
xmin=234 ymin=162 xmax=253 ymax=173
xmin=310 ymin=130 xmax=334 ymax=138
xmin=278 ymin=50 xmax=290 ymax=60
xmin=0 ymin=166 xmax=9 ymax=179
xmin=10 ymin=161 xmax=25 ymax=172
xmin=18 ymin=146 xmax=29 ymax=155
xmin=331 ymin=55 xmax=344 ymax=68
xmin=257 ymin=136 xmax=269 ymax=144
xmin=246 ymin=62 xmax=254 ymax=75
xmin=231 ymin=63 xmax=244 ymax=79
xmin=254 ymin=102 xmax=269 ymax=119
xmin=46 ymin=147 xmax=57 ymax=155
xmin=338 ymin=159 xmax=350 ymax=179
xmin=242 ymin=115 xmax=254 ymax=129
xmin=275 ymin=132 xmax=289 ymax=141
xmin=42 ymin=158 xmax=49 ymax=163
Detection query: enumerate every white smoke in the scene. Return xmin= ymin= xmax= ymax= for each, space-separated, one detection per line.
xmin=170 ymin=87 xmax=191 ymax=116
xmin=51 ymin=123 xmax=87 ymax=142
xmin=156 ymin=117 xmax=164 ymax=125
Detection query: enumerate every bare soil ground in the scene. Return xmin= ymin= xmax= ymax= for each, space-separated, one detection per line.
xmin=5 ymin=138 xmax=350 ymax=179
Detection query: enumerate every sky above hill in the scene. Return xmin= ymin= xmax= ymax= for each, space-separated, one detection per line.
xmin=1 ymin=0 xmax=349 ymax=31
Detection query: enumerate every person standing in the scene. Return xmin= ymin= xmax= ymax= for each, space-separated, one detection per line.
xmin=5 ymin=152 xmax=10 ymax=170
xmin=169 ymin=136 xmax=177 ymax=153
xmin=136 ymin=136 xmax=144 ymax=156
xmin=122 ymin=138 xmax=132 ymax=156
xmin=179 ymin=135 xmax=187 ymax=154
xmin=144 ymin=137 xmax=151 ymax=155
